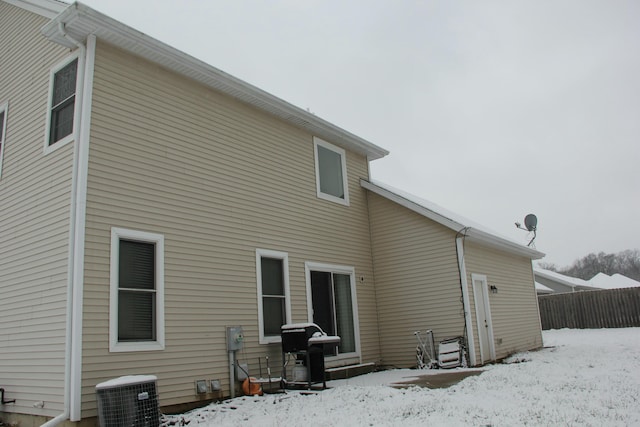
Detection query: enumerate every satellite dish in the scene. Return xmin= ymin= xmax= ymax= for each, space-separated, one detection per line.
xmin=524 ymin=214 xmax=537 ymax=232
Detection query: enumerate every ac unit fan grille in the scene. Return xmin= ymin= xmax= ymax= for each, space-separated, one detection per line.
xmin=96 ymin=380 xmax=159 ymax=427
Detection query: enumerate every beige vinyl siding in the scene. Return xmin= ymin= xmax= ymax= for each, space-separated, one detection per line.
xmin=81 ymin=40 xmax=379 ymax=415
xmin=463 ymin=240 xmax=542 ymax=362
xmin=367 ymin=192 xmax=464 ymax=368
xmin=0 ymin=2 xmax=75 ymax=418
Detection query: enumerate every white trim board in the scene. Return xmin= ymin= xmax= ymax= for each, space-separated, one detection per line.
xmin=39 ymin=2 xmax=389 ymax=161
xmin=361 ymin=179 xmax=545 ymax=260
xmin=304 ymin=261 xmax=361 ymax=362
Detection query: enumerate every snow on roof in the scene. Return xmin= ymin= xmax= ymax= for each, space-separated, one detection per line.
xmin=362 ymin=179 xmax=545 ymax=260
xmin=588 ymin=273 xmax=640 ymax=290
xmin=533 ymin=267 xmax=595 ymax=289
xmin=534 ymin=268 xmax=640 ymax=291
xmin=535 ymin=282 xmax=553 ymax=293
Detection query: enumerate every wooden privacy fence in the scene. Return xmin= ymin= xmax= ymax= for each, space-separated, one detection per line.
xmin=538 ymin=288 xmax=640 ymax=330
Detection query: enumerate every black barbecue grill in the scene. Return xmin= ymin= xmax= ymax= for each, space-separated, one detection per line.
xmin=281 ymin=323 xmax=340 ymax=389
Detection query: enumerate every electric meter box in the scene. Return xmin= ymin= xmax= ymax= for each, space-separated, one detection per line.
xmin=226 ymin=326 xmax=244 ymax=351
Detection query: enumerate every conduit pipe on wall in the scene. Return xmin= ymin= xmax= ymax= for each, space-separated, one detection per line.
xmin=41 ymin=22 xmax=96 ymax=427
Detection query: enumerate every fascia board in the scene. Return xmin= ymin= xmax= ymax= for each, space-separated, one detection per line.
xmin=3 ymin=0 xmax=67 ymax=18
xmin=362 ymin=179 xmax=545 ymax=260
xmin=533 ymin=268 xmax=590 ymax=288
xmin=361 ymin=179 xmax=466 ymax=232
xmin=464 ymin=228 xmax=545 ymax=260
xmin=41 ymin=2 xmax=389 ymax=161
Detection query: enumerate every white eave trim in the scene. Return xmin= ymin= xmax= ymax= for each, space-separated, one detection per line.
xmin=361 ymin=179 xmax=466 ymax=231
xmin=361 ymin=179 xmax=545 ymax=260
xmin=40 ymin=2 xmax=389 ymax=161
xmin=3 ymin=0 xmax=67 ymax=18
xmin=533 ymin=268 xmax=591 ymax=288
xmin=464 ymin=228 xmax=545 ymax=260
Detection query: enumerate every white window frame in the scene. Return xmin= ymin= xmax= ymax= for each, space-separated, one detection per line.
xmin=304 ymin=262 xmax=361 ymax=360
xmin=313 ymin=137 xmax=350 ymax=206
xmin=110 ymin=227 xmax=165 ymax=352
xmin=44 ymin=52 xmax=80 ymax=155
xmin=256 ymin=249 xmax=291 ymax=344
xmin=0 ymin=101 xmax=7 ymax=179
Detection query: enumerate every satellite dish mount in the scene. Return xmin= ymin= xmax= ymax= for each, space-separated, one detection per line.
xmin=515 ymin=214 xmax=538 ymax=247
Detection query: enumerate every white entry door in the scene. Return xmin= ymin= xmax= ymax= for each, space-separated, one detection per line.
xmin=472 ymin=274 xmax=495 ymax=363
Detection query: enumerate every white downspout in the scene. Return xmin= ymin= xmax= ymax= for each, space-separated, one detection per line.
xmin=42 ymin=24 xmax=95 ymax=427
xmin=70 ymin=31 xmax=95 ymax=422
xmin=456 ymin=235 xmax=477 ymax=366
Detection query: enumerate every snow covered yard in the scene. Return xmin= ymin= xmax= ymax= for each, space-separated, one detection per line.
xmin=163 ymin=328 xmax=640 ymax=426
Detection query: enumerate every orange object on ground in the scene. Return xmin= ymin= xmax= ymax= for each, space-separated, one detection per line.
xmin=242 ymin=377 xmax=263 ymax=396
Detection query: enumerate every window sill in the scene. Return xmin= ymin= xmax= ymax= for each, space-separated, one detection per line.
xmin=43 ymin=135 xmax=74 ymax=155
xmin=316 ymin=191 xmax=350 ymax=206
xmin=110 ymin=340 xmax=165 ymax=353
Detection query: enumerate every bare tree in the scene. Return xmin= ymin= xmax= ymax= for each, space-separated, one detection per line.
xmin=559 ymin=249 xmax=640 ymax=281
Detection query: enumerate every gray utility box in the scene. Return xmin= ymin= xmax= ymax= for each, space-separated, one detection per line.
xmin=226 ymin=326 xmax=244 ymax=351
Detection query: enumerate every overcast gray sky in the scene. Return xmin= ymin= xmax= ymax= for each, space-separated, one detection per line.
xmin=79 ymin=0 xmax=640 ymax=268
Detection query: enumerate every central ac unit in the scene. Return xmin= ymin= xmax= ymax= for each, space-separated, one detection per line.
xmin=96 ymin=375 xmax=159 ymax=427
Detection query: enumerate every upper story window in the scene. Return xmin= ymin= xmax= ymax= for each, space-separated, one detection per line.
xmin=45 ymin=55 xmax=79 ymax=153
xmin=256 ymin=249 xmax=291 ymax=344
xmin=0 ymin=102 xmax=7 ymax=179
xmin=313 ymin=137 xmax=350 ymax=206
xmin=110 ymin=228 xmax=165 ymax=352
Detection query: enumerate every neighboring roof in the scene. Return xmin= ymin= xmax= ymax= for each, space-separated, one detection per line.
xmin=533 ymin=268 xmax=597 ymax=291
xmin=534 ymin=268 xmax=640 ymax=292
xmin=361 ymin=179 xmax=545 ymax=260
xmin=535 ymin=282 xmax=554 ymax=294
xmin=36 ymin=1 xmax=389 ymax=161
xmin=3 ymin=0 xmax=66 ymax=18
xmin=589 ymin=273 xmax=640 ymax=290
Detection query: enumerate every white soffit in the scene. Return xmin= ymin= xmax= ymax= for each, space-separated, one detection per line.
xmin=40 ymin=2 xmax=389 ymax=161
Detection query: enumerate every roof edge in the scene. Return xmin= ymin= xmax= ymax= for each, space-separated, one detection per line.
xmin=361 ymin=179 xmax=466 ymax=231
xmin=362 ymin=179 xmax=545 ymax=260
xmin=3 ymin=0 xmax=67 ymax=18
xmin=40 ymin=2 xmax=389 ymax=161
xmin=465 ymin=228 xmax=545 ymax=260
xmin=533 ymin=268 xmax=594 ymax=288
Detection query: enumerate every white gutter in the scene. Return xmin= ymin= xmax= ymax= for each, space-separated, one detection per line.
xmin=3 ymin=0 xmax=66 ymax=18
xmin=456 ymin=235 xmax=477 ymax=366
xmin=69 ymin=31 xmax=95 ymax=422
xmin=42 ymin=24 xmax=95 ymax=427
xmin=361 ymin=179 xmax=545 ymax=260
xmin=39 ymin=2 xmax=389 ymax=161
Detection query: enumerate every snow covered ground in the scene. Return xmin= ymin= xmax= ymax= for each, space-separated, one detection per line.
xmin=163 ymin=328 xmax=640 ymax=426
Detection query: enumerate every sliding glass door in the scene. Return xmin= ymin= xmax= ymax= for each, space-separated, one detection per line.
xmin=308 ymin=265 xmax=358 ymax=357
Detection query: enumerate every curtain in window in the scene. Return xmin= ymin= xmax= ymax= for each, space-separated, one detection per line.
xmin=333 ymin=274 xmax=356 ymax=353
xmin=118 ymin=239 xmax=156 ymax=341
xmin=317 ymin=145 xmax=344 ymax=199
